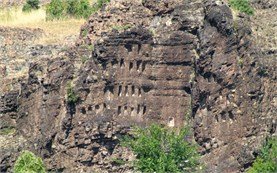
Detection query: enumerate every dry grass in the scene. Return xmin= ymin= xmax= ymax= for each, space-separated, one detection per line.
xmin=0 ymin=7 xmax=85 ymax=44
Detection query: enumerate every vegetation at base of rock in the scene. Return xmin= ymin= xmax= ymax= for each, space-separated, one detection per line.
xmin=81 ymin=56 xmax=89 ymax=64
xmin=111 ymin=158 xmax=126 ymax=166
xmin=66 ymin=82 xmax=78 ymax=104
xmin=122 ymin=124 xmax=201 ymax=173
xmin=0 ymin=127 xmax=16 ymax=135
xmin=257 ymin=67 xmax=269 ymax=77
xmin=22 ymin=0 xmax=40 ymax=12
xmin=237 ymin=57 xmax=243 ymax=68
xmin=79 ymin=44 xmax=94 ymax=51
xmin=87 ymin=44 xmax=94 ymax=51
xmin=14 ymin=150 xmax=46 ymax=173
xmin=229 ymin=0 xmax=254 ymax=15
xmin=247 ymin=137 xmax=277 ymax=173
xmin=81 ymin=28 xmax=89 ymax=37
xmin=46 ymin=0 xmax=110 ymax=20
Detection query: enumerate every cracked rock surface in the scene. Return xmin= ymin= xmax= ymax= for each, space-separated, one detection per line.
xmin=0 ymin=0 xmax=276 ymax=172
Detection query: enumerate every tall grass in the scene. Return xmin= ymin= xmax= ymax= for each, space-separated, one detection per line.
xmin=0 ymin=7 xmax=85 ymax=44
xmin=0 ymin=0 xmax=102 ymax=44
xmin=0 ymin=7 xmax=46 ymax=25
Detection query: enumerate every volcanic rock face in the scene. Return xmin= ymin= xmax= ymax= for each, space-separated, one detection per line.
xmin=0 ymin=0 xmax=276 ymax=172
xmin=90 ymin=28 xmax=194 ymax=127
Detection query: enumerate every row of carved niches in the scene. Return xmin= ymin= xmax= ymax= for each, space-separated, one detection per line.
xmin=117 ymin=104 xmax=147 ymax=117
xmin=79 ymin=102 xmax=147 ymax=116
xmin=104 ymin=84 xmax=150 ymax=100
xmin=102 ymin=59 xmax=147 ymax=74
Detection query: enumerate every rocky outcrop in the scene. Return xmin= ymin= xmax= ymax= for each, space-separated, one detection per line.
xmin=192 ymin=1 xmax=276 ymax=172
xmin=0 ymin=0 xmax=276 ymax=172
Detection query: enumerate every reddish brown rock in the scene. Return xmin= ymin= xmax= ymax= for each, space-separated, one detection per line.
xmin=0 ymin=0 xmax=276 ymax=172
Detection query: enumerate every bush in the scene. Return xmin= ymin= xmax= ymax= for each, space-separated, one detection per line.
xmin=22 ymin=0 xmax=40 ymax=12
xmin=14 ymin=150 xmax=46 ymax=173
xmin=0 ymin=126 xmax=16 ymax=135
xmin=46 ymin=0 xmax=67 ymax=20
xmin=46 ymin=0 xmax=110 ymax=20
xmin=247 ymin=137 xmax=277 ymax=173
xmin=66 ymin=82 xmax=78 ymax=104
xmin=122 ymin=124 xmax=201 ymax=173
xmin=66 ymin=0 xmax=92 ymax=18
xmin=229 ymin=0 xmax=254 ymax=15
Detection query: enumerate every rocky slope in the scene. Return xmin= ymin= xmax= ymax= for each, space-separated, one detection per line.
xmin=0 ymin=0 xmax=276 ymax=172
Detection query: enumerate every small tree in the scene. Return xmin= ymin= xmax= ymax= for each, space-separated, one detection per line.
xmin=46 ymin=0 xmax=66 ymax=20
xmin=22 ymin=0 xmax=40 ymax=12
xmin=14 ymin=150 xmax=46 ymax=173
xmin=122 ymin=124 xmax=202 ymax=173
xmin=66 ymin=0 xmax=92 ymax=19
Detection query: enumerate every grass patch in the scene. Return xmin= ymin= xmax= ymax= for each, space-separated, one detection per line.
xmin=14 ymin=150 xmax=46 ymax=173
xmin=247 ymin=137 xmax=277 ymax=173
xmin=81 ymin=56 xmax=89 ymax=64
xmin=0 ymin=0 xmax=108 ymax=45
xmin=0 ymin=127 xmax=16 ymax=135
xmin=229 ymin=0 xmax=254 ymax=15
xmin=81 ymin=28 xmax=89 ymax=37
xmin=79 ymin=44 xmax=94 ymax=51
xmin=111 ymin=158 xmax=126 ymax=166
xmin=0 ymin=7 xmax=85 ymax=44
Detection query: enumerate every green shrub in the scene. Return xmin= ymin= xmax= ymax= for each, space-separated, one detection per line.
xmin=66 ymin=0 xmax=92 ymax=18
xmin=66 ymin=82 xmax=78 ymax=104
xmin=22 ymin=0 xmax=40 ymax=12
xmin=22 ymin=4 xmax=32 ymax=12
xmin=81 ymin=56 xmax=89 ymax=64
xmin=111 ymin=158 xmax=126 ymax=166
xmin=81 ymin=28 xmax=89 ymax=38
xmin=247 ymin=137 xmax=277 ymax=173
xmin=0 ymin=126 xmax=16 ymax=135
xmin=14 ymin=150 xmax=46 ymax=173
xmin=229 ymin=0 xmax=254 ymax=15
xmin=122 ymin=124 xmax=202 ymax=173
xmin=66 ymin=0 xmax=79 ymax=15
xmin=46 ymin=0 xmax=110 ymax=20
xmin=46 ymin=0 xmax=66 ymax=20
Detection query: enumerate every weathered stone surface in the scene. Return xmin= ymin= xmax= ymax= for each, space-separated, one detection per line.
xmin=0 ymin=0 xmax=276 ymax=172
